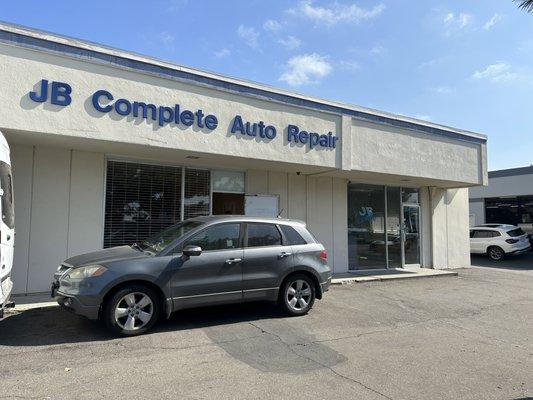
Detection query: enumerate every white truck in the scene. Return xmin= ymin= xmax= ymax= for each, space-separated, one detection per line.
xmin=0 ymin=130 xmax=15 ymax=318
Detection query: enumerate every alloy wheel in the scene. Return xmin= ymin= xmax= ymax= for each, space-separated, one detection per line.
xmin=489 ymin=247 xmax=503 ymax=261
xmin=114 ymin=292 xmax=154 ymax=332
xmin=286 ymin=279 xmax=312 ymax=311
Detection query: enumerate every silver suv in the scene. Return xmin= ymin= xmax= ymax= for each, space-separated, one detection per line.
xmin=51 ymin=216 xmax=332 ymax=336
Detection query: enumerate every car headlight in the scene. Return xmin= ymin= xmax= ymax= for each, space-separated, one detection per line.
xmin=66 ymin=265 xmax=107 ymax=280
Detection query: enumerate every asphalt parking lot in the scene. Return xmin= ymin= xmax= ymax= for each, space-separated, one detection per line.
xmin=1 ymin=266 xmax=532 ymax=400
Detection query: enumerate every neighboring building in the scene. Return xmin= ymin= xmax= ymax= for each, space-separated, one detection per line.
xmin=469 ymin=166 xmax=533 ymax=234
xmin=0 ymin=22 xmax=487 ymax=295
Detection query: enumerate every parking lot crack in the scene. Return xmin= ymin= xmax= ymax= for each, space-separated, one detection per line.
xmin=248 ymin=322 xmax=394 ymax=400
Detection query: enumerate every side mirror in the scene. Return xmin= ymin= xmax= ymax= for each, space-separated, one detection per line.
xmin=182 ymin=245 xmax=202 ymax=257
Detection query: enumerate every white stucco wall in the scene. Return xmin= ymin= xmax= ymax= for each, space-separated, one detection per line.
xmin=469 ymin=200 xmax=485 ymax=226
xmin=469 ymin=174 xmax=533 ymax=199
xmin=10 ymin=144 xmax=105 ymax=293
xmin=351 ymin=120 xmax=483 ymax=185
xmin=431 ymin=188 xmax=471 ymax=269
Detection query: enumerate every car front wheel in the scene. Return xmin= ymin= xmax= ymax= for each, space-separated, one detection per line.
xmin=103 ymin=284 xmax=160 ymax=336
xmin=279 ymin=274 xmax=316 ymax=316
xmin=487 ymin=246 xmax=505 ymax=261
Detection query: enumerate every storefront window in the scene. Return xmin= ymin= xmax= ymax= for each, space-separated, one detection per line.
xmin=104 ymin=162 xmax=212 ymax=248
xmin=212 ymin=170 xmax=245 ymax=193
xmin=104 ymin=161 xmax=183 ymax=248
xmin=347 ymin=184 xmax=386 ymax=270
xmin=485 ymin=196 xmax=533 ymax=226
xmin=184 ymin=168 xmax=210 ymax=220
xmin=348 ymin=184 xmax=421 ymax=269
xmin=386 ymin=187 xmax=402 ymax=268
xmin=402 ymin=187 xmax=419 ymax=204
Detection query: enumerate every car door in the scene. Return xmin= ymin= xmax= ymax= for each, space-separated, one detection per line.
xmin=471 ymin=229 xmax=490 ymax=253
xmin=242 ymin=223 xmax=293 ymax=301
xmin=469 ymin=229 xmax=480 ymax=253
xmin=169 ymin=222 xmax=244 ymax=309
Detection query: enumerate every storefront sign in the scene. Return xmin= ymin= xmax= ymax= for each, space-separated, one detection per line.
xmin=28 ymin=79 xmax=339 ymax=149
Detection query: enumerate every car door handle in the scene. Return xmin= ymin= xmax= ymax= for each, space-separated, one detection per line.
xmin=278 ymin=252 xmax=292 ymax=259
xmin=225 ymin=258 xmax=242 ymax=265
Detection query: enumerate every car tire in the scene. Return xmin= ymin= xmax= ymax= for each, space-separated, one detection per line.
xmin=103 ymin=284 xmax=160 ymax=336
xmin=487 ymin=246 xmax=505 ymax=262
xmin=279 ymin=274 xmax=316 ymax=316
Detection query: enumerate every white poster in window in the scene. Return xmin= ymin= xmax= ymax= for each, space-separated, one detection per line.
xmin=245 ymin=195 xmax=279 ymax=218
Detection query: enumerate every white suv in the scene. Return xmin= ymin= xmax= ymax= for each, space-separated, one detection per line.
xmin=470 ymin=224 xmax=531 ymax=261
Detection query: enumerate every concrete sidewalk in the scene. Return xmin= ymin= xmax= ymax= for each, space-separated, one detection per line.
xmin=332 ymin=267 xmax=458 ymax=284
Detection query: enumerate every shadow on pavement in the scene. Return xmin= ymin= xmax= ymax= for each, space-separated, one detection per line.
xmin=0 ymin=301 xmax=287 ymax=347
xmin=471 ymin=252 xmax=533 ymax=271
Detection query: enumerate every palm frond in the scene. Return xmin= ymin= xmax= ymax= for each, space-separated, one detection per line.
xmin=515 ymin=0 xmax=533 ymax=13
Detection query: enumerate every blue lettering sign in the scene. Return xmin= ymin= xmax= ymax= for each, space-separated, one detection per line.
xmin=286 ymin=124 xmax=338 ymax=149
xmin=50 ymin=81 xmax=72 ymax=106
xmin=28 ymin=80 xmax=339 ymax=150
xmin=29 ymin=79 xmax=72 ymax=106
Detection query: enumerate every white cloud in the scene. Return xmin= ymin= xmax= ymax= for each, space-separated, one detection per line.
xmin=237 ymin=25 xmax=259 ymax=48
xmin=483 ymin=13 xmax=502 ymax=30
xmin=167 ymin=0 xmax=188 ymax=12
xmin=338 ymin=60 xmax=359 ymax=71
xmin=442 ymin=12 xmax=472 ymax=35
xmin=287 ymin=1 xmax=386 ymax=25
xmin=213 ymin=48 xmax=231 ymax=58
xmin=431 ymin=86 xmax=453 ymax=94
xmin=280 ymin=53 xmax=332 ymax=86
xmin=158 ymin=32 xmax=175 ymax=47
xmin=473 ymin=63 xmax=517 ymax=83
xmin=370 ymin=45 xmax=386 ymax=55
xmin=263 ymin=19 xmax=282 ymax=32
xmin=278 ymin=36 xmax=302 ymax=50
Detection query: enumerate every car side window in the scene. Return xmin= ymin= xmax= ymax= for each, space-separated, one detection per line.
xmin=279 ymin=225 xmax=307 ymax=245
xmin=491 ymin=231 xmax=501 ymax=237
xmin=473 ymin=230 xmax=492 ymax=239
xmin=469 ymin=230 xmax=475 ymax=238
xmin=246 ymin=223 xmax=282 ymax=247
xmin=184 ymin=223 xmax=240 ymax=251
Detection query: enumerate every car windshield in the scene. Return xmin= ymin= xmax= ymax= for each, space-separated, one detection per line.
xmin=139 ymin=220 xmax=204 ymax=253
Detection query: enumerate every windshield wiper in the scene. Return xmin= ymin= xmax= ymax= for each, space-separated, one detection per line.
xmin=132 ymin=242 xmax=156 ymax=255
xmin=131 ymin=243 xmax=143 ymax=251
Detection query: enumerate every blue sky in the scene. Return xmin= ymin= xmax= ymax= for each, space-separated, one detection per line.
xmin=2 ymin=1 xmax=532 ymax=170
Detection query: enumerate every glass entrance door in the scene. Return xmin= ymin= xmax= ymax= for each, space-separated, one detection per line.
xmin=402 ymin=205 xmax=421 ymax=266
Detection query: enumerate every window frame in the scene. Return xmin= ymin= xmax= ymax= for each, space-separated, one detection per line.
xmin=176 ymin=222 xmax=245 ymax=254
xmin=244 ymin=222 xmax=283 ymax=249
xmin=472 ymin=229 xmax=494 ymax=239
xmin=278 ymin=224 xmax=308 ymax=246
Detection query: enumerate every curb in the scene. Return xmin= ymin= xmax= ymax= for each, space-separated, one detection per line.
xmin=331 ymin=270 xmax=458 ymax=285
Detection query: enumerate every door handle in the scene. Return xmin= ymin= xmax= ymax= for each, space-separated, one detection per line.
xmin=225 ymin=258 xmax=242 ymax=265
xmin=278 ymin=252 xmax=292 ymax=259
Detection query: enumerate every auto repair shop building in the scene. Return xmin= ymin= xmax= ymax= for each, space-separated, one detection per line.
xmin=0 ymin=22 xmax=488 ymax=295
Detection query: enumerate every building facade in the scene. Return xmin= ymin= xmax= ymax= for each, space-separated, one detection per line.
xmin=0 ymin=23 xmax=487 ymax=295
xmin=469 ymin=166 xmax=533 ymax=234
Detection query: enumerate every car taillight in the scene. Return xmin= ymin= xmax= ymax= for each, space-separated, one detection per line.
xmin=506 ymin=239 xmax=519 ymax=244
xmin=319 ymin=250 xmax=328 ymax=261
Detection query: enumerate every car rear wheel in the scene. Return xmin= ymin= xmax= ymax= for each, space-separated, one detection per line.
xmin=103 ymin=285 xmax=160 ymax=336
xmin=279 ymin=274 xmax=315 ymax=316
xmin=487 ymin=246 xmax=505 ymax=261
